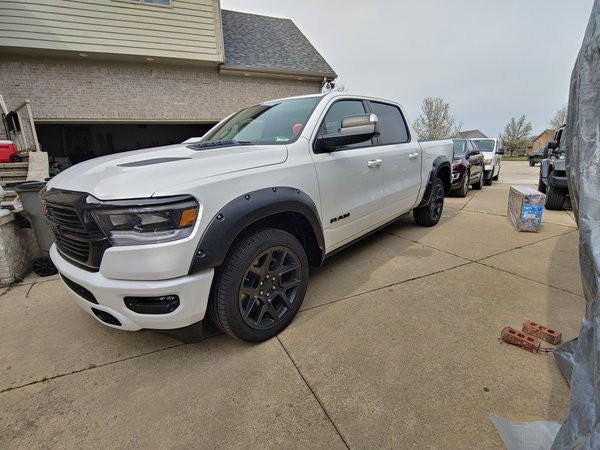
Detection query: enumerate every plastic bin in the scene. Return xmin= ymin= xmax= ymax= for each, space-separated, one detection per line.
xmin=12 ymin=181 xmax=57 ymax=276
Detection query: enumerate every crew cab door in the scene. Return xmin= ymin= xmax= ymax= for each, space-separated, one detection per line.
xmin=367 ymin=101 xmax=422 ymax=216
xmin=311 ymin=99 xmax=385 ymax=250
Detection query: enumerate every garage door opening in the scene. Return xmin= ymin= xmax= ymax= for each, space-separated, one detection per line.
xmin=36 ymin=122 xmax=216 ymax=167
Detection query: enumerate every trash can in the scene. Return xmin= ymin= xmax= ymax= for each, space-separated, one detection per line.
xmin=12 ymin=181 xmax=57 ymax=276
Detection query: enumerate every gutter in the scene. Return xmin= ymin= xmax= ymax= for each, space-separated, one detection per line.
xmin=219 ymin=64 xmax=337 ymax=81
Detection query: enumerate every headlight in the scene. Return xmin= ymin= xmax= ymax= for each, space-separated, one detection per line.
xmin=89 ymin=196 xmax=199 ymax=246
xmin=484 ymin=158 xmax=492 ymax=165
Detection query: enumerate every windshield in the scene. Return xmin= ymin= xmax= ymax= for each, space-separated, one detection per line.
xmin=473 ymin=139 xmax=496 ymax=152
xmin=202 ymin=96 xmax=323 ymax=145
xmin=453 ymin=140 xmax=467 ymax=156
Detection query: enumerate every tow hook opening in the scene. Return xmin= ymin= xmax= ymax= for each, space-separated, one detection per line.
xmin=91 ymin=308 xmax=122 ymax=326
xmin=124 ymin=295 xmax=180 ymax=315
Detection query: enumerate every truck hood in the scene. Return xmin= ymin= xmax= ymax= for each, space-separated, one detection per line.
xmin=47 ymin=143 xmax=287 ymax=199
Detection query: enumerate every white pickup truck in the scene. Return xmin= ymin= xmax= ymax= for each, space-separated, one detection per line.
xmin=43 ymin=93 xmax=453 ymax=342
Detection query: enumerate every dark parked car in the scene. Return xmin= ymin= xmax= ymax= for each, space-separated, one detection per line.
xmin=451 ymin=139 xmax=485 ymax=197
xmin=538 ymin=125 xmax=568 ymax=209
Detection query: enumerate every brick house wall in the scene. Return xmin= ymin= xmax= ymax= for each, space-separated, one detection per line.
xmin=0 ymin=55 xmax=323 ymax=123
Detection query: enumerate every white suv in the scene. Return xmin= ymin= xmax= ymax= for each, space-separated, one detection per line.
xmin=471 ymin=138 xmax=504 ymax=185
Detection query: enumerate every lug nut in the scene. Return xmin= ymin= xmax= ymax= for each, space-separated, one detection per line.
xmin=259 ymin=281 xmax=263 ymax=285
xmin=260 ymin=290 xmax=264 ymax=295
xmin=272 ymin=276 xmax=276 ymax=281
xmin=272 ymin=286 xmax=276 ymax=290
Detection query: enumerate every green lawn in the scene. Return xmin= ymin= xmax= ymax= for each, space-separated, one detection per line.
xmin=502 ymin=155 xmax=528 ymax=161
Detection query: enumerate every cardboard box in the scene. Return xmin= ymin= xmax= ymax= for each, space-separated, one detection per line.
xmin=507 ymin=185 xmax=546 ymax=232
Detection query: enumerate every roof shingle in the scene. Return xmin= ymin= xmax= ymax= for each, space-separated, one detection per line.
xmin=221 ymin=10 xmax=336 ymax=79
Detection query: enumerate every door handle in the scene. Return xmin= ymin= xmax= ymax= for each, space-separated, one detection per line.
xmin=367 ymin=159 xmax=382 ymax=168
xmin=408 ymin=152 xmax=419 ymax=160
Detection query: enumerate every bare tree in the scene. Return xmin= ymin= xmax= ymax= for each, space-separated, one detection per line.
xmin=549 ymin=106 xmax=567 ymax=130
xmin=413 ymin=97 xmax=462 ymax=141
xmin=499 ymin=115 xmax=532 ymax=156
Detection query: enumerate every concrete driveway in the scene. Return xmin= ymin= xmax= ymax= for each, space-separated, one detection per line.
xmin=0 ymin=161 xmax=583 ymax=448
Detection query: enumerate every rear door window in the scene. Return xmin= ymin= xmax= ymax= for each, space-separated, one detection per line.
xmin=368 ymin=101 xmax=410 ymax=145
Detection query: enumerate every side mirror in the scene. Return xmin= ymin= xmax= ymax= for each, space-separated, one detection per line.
xmin=314 ymin=114 xmax=378 ymax=153
xmin=496 ymin=148 xmax=505 ymax=155
xmin=547 ymin=140 xmax=559 ymax=150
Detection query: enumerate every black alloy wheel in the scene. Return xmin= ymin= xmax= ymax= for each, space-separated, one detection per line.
xmin=210 ymin=228 xmax=309 ymax=342
xmin=239 ymin=246 xmax=303 ymax=331
xmin=429 ymin=180 xmax=444 ymax=222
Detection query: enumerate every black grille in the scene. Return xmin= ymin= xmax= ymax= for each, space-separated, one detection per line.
xmin=43 ymin=189 xmax=110 ymax=272
xmin=60 ymin=275 xmax=97 ymax=304
xmin=46 ymin=204 xmax=91 ymax=264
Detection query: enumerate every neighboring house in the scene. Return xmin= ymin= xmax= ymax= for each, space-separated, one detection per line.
xmin=454 ymin=129 xmax=487 ymax=139
xmin=0 ymin=0 xmax=336 ymax=163
xmin=529 ymin=129 xmax=555 ymax=151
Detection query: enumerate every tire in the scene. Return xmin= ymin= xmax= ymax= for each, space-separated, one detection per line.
xmin=9 ymin=154 xmax=22 ymax=163
xmin=414 ymin=176 xmax=444 ymax=227
xmin=545 ymin=175 xmax=566 ymax=210
xmin=456 ymin=171 xmax=469 ymax=197
xmin=492 ymin=168 xmax=499 ymax=181
xmin=473 ymin=169 xmax=484 ymax=190
xmin=484 ymin=167 xmax=493 ymax=186
xmin=529 ymin=160 xmax=535 ymax=167
xmin=209 ymin=228 xmax=309 ymax=342
xmin=538 ymin=174 xmax=546 ymax=193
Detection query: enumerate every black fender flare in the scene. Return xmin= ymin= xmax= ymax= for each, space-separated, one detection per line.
xmin=189 ymin=187 xmax=325 ymax=273
xmin=418 ymin=156 xmax=451 ymax=207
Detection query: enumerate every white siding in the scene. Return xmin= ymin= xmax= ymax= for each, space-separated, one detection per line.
xmin=0 ymin=0 xmax=224 ymax=62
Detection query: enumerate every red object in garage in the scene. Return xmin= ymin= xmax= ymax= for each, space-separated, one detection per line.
xmin=0 ymin=140 xmax=22 ymax=163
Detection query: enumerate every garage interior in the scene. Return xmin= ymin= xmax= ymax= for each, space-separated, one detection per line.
xmin=36 ymin=123 xmax=216 ymax=166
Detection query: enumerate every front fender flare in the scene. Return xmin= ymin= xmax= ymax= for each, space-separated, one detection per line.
xmin=189 ymin=187 xmax=324 ymax=273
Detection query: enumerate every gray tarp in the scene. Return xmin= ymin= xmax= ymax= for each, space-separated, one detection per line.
xmin=551 ymin=0 xmax=600 ymax=447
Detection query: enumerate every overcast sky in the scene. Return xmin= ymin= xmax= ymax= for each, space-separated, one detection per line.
xmin=221 ymin=0 xmax=593 ymax=138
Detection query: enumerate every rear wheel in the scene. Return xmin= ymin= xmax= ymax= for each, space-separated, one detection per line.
xmin=9 ymin=154 xmax=22 ymax=163
xmin=472 ymin=169 xmax=484 ymax=190
xmin=456 ymin=171 xmax=469 ymax=197
xmin=210 ymin=228 xmax=308 ymax=342
xmin=414 ymin=177 xmax=444 ymax=227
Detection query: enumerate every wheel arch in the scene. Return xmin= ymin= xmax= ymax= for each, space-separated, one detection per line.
xmin=189 ymin=187 xmax=325 ymax=274
xmin=418 ymin=156 xmax=452 ymax=207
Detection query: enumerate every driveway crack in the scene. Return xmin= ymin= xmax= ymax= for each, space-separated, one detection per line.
xmin=0 ymin=342 xmax=184 ymax=394
xmin=276 ymin=336 xmax=350 ymax=449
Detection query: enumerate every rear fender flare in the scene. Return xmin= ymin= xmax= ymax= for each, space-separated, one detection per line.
xmin=418 ymin=156 xmax=451 ymax=207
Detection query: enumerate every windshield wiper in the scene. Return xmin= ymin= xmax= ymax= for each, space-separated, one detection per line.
xmin=187 ymin=140 xmax=252 ymax=151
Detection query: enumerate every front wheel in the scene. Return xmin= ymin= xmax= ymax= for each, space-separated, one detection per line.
xmin=414 ymin=176 xmax=444 ymax=227
xmin=209 ymin=228 xmax=309 ymax=342
xmin=492 ymin=167 xmax=500 ymax=181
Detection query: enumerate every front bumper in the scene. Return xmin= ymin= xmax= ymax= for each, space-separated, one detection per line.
xmin=50 ymin=244 xmax=214 ymax=331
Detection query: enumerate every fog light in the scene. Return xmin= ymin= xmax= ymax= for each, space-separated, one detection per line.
xmin=124 ymin=295 xmax=180 ymax=314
